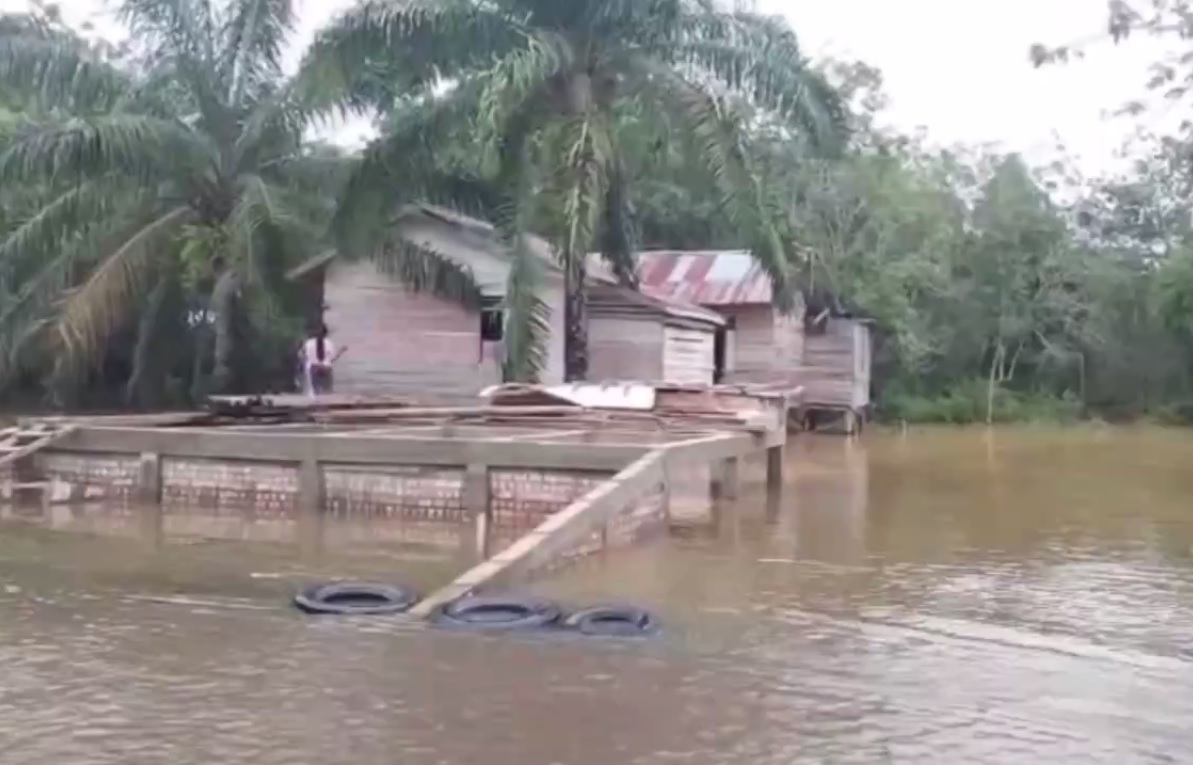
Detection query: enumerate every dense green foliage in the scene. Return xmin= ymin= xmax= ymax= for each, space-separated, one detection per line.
xmin=304 ymin=0 xmax=845 ymax=381
xmin=0 ymin=0 xmax=345 ymax=409
xmin=1 ymin=0 xmax=1192 ymax=422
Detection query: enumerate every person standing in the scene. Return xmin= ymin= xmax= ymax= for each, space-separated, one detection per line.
xmin=300 ymin=324 xmax=342 ymax=397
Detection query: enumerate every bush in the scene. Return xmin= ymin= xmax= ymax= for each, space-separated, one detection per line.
xmin=878 ymin=379 xmax=1083 ymax=424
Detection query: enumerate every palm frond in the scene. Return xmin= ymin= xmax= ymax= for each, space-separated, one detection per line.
xmin=298 ymin=0 xmax=523 ymax=116
xmin=220 ymin=0 xmax=295 ymax=104
xmin=580 ymin=0 xmax=682 ymax=45
xmin=0 ymin=207 xmax=154 ymax=385
xmin=635 ymin=64 xmax=796 ymax=311
xmin=658 ymin=9 xmax=848 ymax=152
xmin=233 ymin=85 xmax=308 ymax=172
xmin=125 ymin=266 xmax=181 ymax=406
xmin=118 ymin=0 xmax=216 ymax=64
xmin=55 ymin=206 xmax=193 ymax=373
xmin=331 ymin=82 xmax=489 ymax=256
xmin=501 ymin=235 xmax=551 ymax=383
xmin=596 ymin=154 xmax=640 ymax=287
xmin=0 ymin=114 xmax=198 ymax=185
xmin=118 ymin=0 xmax=238 ymax=144
xmin=374 ymin=237 xmax=484 ymax=309
xmin=476 ymin=30 xmax=572 ymax=153
xmin=0 ymin=27 xmax=132 ymax=114
xmin=0 ymin=245 xmax=79 ymax=385
xmin=490 ymin=107 xmax=550 ymax=383
xmin=544 ymin=114 xmax=613 ymax=269
xmin=0 ymin=180 xmax=145 ymax=293
xmin=227 ymin=174 xmax=295 ymax=283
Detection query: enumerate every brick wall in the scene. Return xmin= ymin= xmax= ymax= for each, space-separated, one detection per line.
xmin=39 ymin=453 xmax=140 ymax=501
xmin=489 ymin=469 xmax=607 ymax=552
xmin=163 ymin=459 xmax=298 ymax=517
xmin=323 ymin=465 xmax=467 ymax=548
xmin=32 ymin=453 xmax=642 ymax=556
xmin=514 ymin=475 xmax=671 ymax=581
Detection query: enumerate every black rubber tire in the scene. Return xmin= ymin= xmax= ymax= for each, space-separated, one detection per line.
xmin=293 ymin=582 xmax=419 ymax=615
xmin=563 ymin=605 xmax=659 ymax=637
xmin=431 ymin=595 xmax=563 ymax=631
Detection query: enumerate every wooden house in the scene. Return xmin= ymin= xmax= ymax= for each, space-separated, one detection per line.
xmin=636 ymin=250 xmax=806 ymax=387
xmin=286 ymin=207 xmax=725 ymax=401
xmin=635 ymin=250 xmax=873 ymax=433
xmin=797 ymin=310 xmax=874 ymax=433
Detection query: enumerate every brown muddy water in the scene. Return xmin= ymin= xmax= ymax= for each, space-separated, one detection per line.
xmin=3 ymin=427 xmax=1193 ymax=764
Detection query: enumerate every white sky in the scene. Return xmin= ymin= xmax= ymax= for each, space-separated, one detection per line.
xmin=0 ymin=0 xmax=1184 ymax=176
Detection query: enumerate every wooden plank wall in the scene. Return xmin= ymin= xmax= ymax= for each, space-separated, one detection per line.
xmin=720 ymin=305 xmax=777 ymax=383
xmin=588 ymin=315 xmax=664 ymax=381
xmin=661 ymin=326 xmax=716 ymax=384
xmin=797 ymin=319 xmax=870 ymax=409
xmin=719 ymin=304 xmax=805 ymax=387
xmin=324 ymin=261 xmax=500 ymax=401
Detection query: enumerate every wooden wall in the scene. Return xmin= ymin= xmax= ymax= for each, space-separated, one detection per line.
xmin=798 ymin=318 xmax=872 ymax=410
xmin=323 ymin=261 xmax=500 ymax=400
xmin=662 ymin=326 xmax=716 ymax=384
xmin=719 ymin=303 xmax=805 ymax=386
xmin=587 ymin=315 xmax=664 ymax=381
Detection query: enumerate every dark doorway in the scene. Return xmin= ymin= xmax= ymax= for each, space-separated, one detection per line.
xmin=713 ymin=317 xmax=735 ymax=383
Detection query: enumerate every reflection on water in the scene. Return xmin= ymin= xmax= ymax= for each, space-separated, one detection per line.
xmin=4 ymin=427 xmax=1193 ymax=763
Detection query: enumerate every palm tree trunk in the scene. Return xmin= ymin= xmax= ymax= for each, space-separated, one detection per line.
xmin=210 ymin=269 xmax=241 ymax=394
xmin=563 ymin=256 xmax=589 ymax=382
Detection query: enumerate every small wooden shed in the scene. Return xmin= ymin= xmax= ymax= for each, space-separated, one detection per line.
xmin=635 ymin=250 xmax=806 ymax=388
xmin=635 ymin=250 xmax=874 ymax=434
xmin=286 ymin=207 xmax=724 ymax=400
xmin=587 ymin=282 xmax=725 ymax=385
xmin=797 ymin=311 xmax=874 ymax=433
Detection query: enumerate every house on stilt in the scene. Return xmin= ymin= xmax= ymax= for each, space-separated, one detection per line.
xmin=635 ymin=250 xmax=873 ymax=433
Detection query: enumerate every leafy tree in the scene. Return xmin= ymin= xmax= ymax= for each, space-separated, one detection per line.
xmin=0 ymin=0 xmax=343 ymax=407
xmin=305 ymin=0 xmax=846 ymax=381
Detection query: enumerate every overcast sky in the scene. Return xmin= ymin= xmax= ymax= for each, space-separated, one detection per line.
xmin=0 ymin=0 xmax=1183 ymax=175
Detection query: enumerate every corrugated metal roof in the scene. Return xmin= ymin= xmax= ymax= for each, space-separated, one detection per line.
xmin=636 ymin=250 xmax=774 ymax=306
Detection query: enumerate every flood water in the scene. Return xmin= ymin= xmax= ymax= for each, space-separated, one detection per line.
xmin=3 ymin=426 xmax=1193 ymax=764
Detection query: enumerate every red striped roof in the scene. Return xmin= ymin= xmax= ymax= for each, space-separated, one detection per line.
xmin=635 ymin=250 xmax=773 ymax=306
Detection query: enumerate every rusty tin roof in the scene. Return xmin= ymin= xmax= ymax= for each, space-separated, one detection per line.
xmin=635 ymin=250 xmax=773 ymax=306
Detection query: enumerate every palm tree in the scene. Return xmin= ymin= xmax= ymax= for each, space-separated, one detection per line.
xmin=306 ymin=0 xmax=846 ymax=382
xmin=0 ymin=0 xmax=339 ymax=406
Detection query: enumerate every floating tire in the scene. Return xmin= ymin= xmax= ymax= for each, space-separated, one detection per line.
xmin=293 ymin=582 xmax=419 ymax=616
xmin=563 ymin=605 xmax=659 ymax=637
xmin=431 ymin=595 xmax=562 ymax=631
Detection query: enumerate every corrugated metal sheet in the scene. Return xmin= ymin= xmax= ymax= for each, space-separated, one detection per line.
xmin=480 ymin=382 xmax=658 ymax=410
xmin=636 ymin=250 xmax=774 ymax=306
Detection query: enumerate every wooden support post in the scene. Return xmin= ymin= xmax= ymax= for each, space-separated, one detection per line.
xmin=721 ymin=457 xmax=740 ymax=500
xmin=462 ymin=463 xmax=492 ymax=560
xmin=765 ymin=445 xmax=784 ymax=522
xmin=137 ymin=452 xmax=164 ymax=545
xmin=765 ymin=445 xmax=784 ymax=491
xmin=296 ymin=457 xmax=325 ymax=555
xmin=137 ymin=452 xmax=162 ymax=504
xmin=709 ymin=457 xmax=740 ymax=503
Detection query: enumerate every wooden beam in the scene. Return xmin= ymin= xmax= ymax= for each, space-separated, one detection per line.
xmin=661 ymin=432 xmax=759 ymax=467
xmin=411 ymin=451 xmax=667 ymax=616
xmin=50 ymin=426 xmax=648 ymax=472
